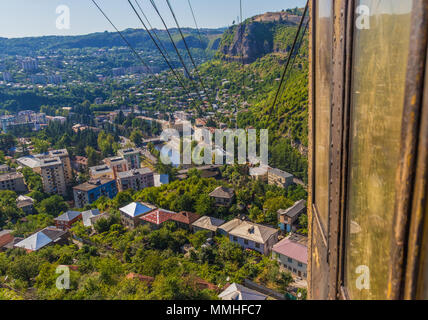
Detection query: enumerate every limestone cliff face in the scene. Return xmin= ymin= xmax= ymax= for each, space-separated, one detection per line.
xmin=218 ymin=12 xmax=303 ymax=64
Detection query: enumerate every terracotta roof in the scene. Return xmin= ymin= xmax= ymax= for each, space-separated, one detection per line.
xmin=170 ymin=211 xmax=201 ymax=225
xmin=126 ymin=273 xmax=154 ymax=285
xmin=140 ymin=209 xmax=176 ymax=225
xmin=272 ymin=236 xmax=308 ymax=264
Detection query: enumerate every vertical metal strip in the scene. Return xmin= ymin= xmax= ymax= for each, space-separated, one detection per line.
xmin=388 ymin=0 xmax=428 ymax=300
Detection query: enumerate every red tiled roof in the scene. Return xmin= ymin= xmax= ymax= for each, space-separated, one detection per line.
xmin=140 ymin=209 xmax=176 ymax=225
xmin=170 ymin=211 xmax=201 ymax=225
xmin=126 ymin=273 xmax=155 ymax=284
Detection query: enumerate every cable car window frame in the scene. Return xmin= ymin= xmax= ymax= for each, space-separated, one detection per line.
xmin=309 ymin=0 xmax=428 ymax=300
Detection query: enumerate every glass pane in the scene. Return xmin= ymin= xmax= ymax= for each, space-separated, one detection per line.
xmin=314 ymin=0 xmax=333 ymax=230
xmin=346 ymin=0 xmax=413 ymax=300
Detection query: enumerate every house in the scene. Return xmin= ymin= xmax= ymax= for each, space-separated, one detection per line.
xmin=272 ymin=234 xmax=308 ymax=279
xmin=81 ymin=209 xmax=102 ymax=228
xmin=140 ymin=208 xmax=177 ymax=229
xmin=119 ymin=202 xmax=156 ymax=229
xmin=16 ymin=195 xmax=35 ymax=215
xmin=170 ymin=211 xmax=201 ymax=230
xmin=209 ymin=186 xmax=235 ymax=207
xmin=0 ymin=230 xmax=14 ymax=251
xmin=191 ymin=216 xmax=225 ymax=237
xmin=14 ymin=226 xmax=68 ymax=252
xmin=226 ymin=219 xmax=278 ymax=255
xmin=54 ymin=211 xmax=82 ymax=230
xmin=117 ymin=168 xmax=154 ymax=192
xmin=218 ymin=283 xmax=267 ymax=300
xmin=277 ymin=200 xmax=307 ymax=232
xmin=73 ymin=177 xmax=118 ymax=208
xmin=267 ymin=167 xmax=294 ymax=188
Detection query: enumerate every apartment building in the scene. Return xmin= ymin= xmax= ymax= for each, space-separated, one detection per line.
xmin=103 ymin=156 xmax=128 ymax=179
xmin=48 ymin=149 xmax=73 ymax=185
xmin=116 ymin=168 xmax=154 ymax=192
xmin=0 ymin=172 xmax=27 ymax=193
xmin=73 ymin=177 xmax=117 ymax=208
xmin=34 ymin=157 xmax=67 ymax=196
xmin=89 ymin=164 xmax=115 ymax=180
xmin=118 ymin=148 xmax=141 ymax=170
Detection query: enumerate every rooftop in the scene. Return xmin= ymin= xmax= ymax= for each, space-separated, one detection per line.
xmin=192 ymin=216 xmax=225 ymax=232
xmin=90 ymin=165 xmax=113 ymax=174
xmin=118 ymin=148 xmax=140 ymax=156
xmin=170 ymin=211 xmax=201 ymax=225
xmin=209 ymin=186 xmax=235 ymax=199
xmin=73 ymin=177 xmax=115 ymax=192
xmin=117 ymin=168 xmax=153 ymax=179
xmin=268 ymin=167 xmax=293 ymax=179
xmin=14 ymin=226 xmax=66 ymax=251
xmin=218 ymin=283 xmax=267 ymax=300
xmin=54 ymin=211 xmax=82 ymax=222
xmin=81 ymin=209 xmax=101 ymax=227
xmin=140 ymin=208 xmax=177 ymax=225
xmin=0 ymin=172 xmax=24 ymax=182
xmin=120 ymin=202 xmax=156 ymax=218
xmin=228 ymin=220 xmax=278 ymax=244
xmin=272 ymin=236 xmax=308 ymax=264
xmin=278 ymin=200 xmax=307 ymax=218
xmin=39 ymin=157 xmax=62 ymax=168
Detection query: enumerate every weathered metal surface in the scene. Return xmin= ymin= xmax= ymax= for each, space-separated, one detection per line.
xmin=388 ymin=0 xmax=428 ymax=300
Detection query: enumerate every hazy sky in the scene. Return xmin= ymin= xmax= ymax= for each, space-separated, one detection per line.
xmin=0 ymin=0 xmax=306 ymax=38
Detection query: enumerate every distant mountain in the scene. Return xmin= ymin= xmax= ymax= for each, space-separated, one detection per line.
xmin=0 ymin=27 xmax=226 ymax=56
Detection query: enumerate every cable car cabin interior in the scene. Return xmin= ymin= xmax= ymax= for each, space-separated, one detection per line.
xmin=308 ymin=0 xmax=428 ymax=300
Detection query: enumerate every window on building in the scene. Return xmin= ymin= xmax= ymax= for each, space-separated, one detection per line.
xmin=288 ymin=257 xmax=293 ymax=263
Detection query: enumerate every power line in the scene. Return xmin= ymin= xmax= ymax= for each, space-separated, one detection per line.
xmin=90 ymin=0 xmax=155 ymax=77
xmin=267 ymin=1 xmax=309 ymax=119
xmin=187 ymin=0 xmax=205 ymax=49
xmin=128 ymin=0 xmax=189 ymax=94
xmin=149 ymin=0 xmax=206 ymax=105
xmin=165 ymin=0 xmax=213 ymax=105
xmin=134 ymin=0 xmax=172 ymax=62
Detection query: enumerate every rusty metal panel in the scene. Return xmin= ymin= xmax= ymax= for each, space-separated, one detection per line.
xmin=403 ymin=1 xmax=428 ymax=300
xmin=388 ymin=0 xmax=428 ymax=300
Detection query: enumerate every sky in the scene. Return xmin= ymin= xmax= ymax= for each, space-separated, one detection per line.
xmin=0 ymin=0 xmax=306 ymax=38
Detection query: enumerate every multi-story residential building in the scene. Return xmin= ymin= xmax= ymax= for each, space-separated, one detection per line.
xmin=104 ymin=156 xmax=128 ymax=179
xmin=71 ymin=156 xmax=88 ymax=172
xmin=47 ymin=149 xmax=73 ymax=185
xmin=221 ymin=219 xmax=279 ymax=255
xmin=0 ymin=172 xmax=27 ymax=193
xmin=118 ymin=148 xmax=141 ymax=170
xmin=116 ymin=168 xmax=154 ymax=192
xmin=89 ymin=164 xmax=115 ymax=180
xmin=73 ymin=177 xmax=118 ymax=208
xmin=267 ymin=167 xmax=294 ymax=188
xmin=272 ymin=234 xmax=308 ymax=279
xmin=21 ymin=58 xmax=38 ymax=72
xmin=35 ymin=157 xmax=67 ymax=196
xmin=17 ymin=152 xmax=69 ymax=196
xmin=2 ymin=71 xmax=13 ymax=83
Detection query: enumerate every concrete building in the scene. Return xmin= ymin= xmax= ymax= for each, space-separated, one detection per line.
xmin=35 ymin=157 xmax=67 ymax=196
xmin=117 ymin=168 xmax=154 ymax=192
xmin=118 ymin=148 xmax=141 ymax=170
xmin=89 ymin=164 xmax=115 ymax=180
xmin=267 ymin=167 xmax=294 ymax=188
xmin=191 ymin=216 xmax=225 ymax=237
xmin=73 ymin=177 xmax=118 ymax=208
xmin=16 ymin=195 xmax=35 ymax=215
xmin=48 ymin=149 xmax=73 ymax=185
xmin=0 ymin=172 xmax=27 ymax=193
xmin=103 ymin=156 xmax=128 ymax=179
xmin=272 ymin=234 xmax=308 ymax=279
xmin=21 ymin=58 xmax=38 ymax=72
